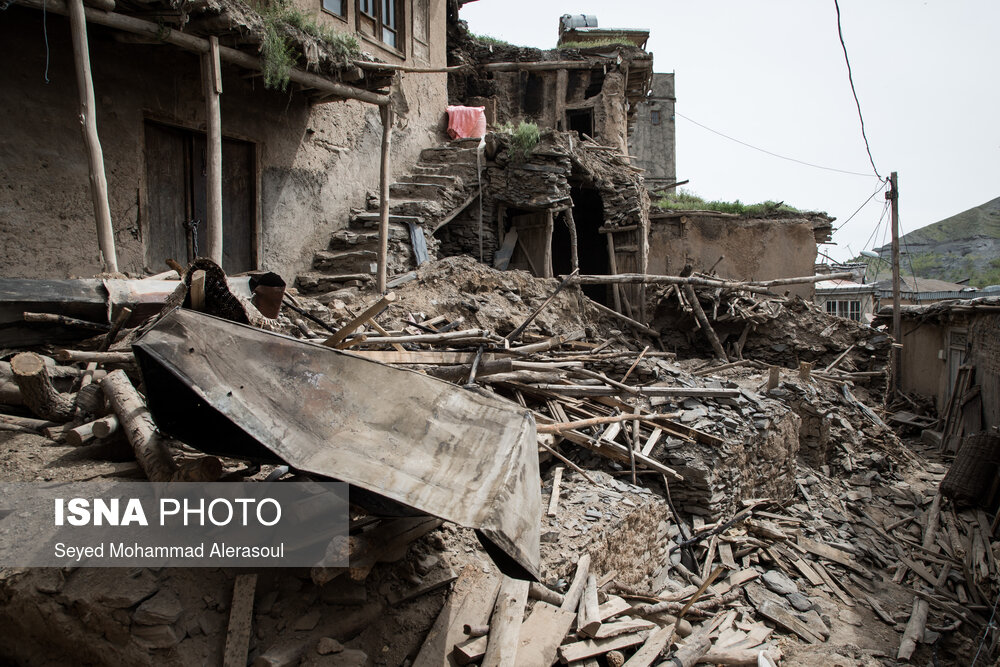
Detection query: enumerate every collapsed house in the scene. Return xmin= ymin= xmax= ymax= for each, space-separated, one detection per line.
xmin=1 ymin=3 xmax=999 ymax=667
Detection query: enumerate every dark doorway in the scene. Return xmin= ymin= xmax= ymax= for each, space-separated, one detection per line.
xmin=568 ymin=186 xmax=608 ymax=304
xmin=566 ymin=108 xmax=594 ymax=139
xmin=144 ymin=121 xmax=256 ymax=273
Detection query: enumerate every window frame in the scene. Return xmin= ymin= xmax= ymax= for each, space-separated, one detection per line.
xmin=321 ymin=0 xmax=347 ymax=19
xmin=356 ymin=0 xmax=404 ymax=54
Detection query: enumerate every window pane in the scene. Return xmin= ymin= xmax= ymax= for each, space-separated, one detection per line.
xmin=650 ymin=110 xmax=661 ymax=125
xmin=383 ymin=0 xmax=395 ymax=28
xmin=382 ymin=27 xmax=396 ymax=48
xmin=360 ymin=0 xmax=373 ymax=16
xmin=826 ymin=301 xmax=836 ymax=314
xmin=323 ymin=0 xmax=344 ymax=15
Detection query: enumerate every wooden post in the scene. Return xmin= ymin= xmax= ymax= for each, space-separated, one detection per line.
xmin=564 ymin=209 xmax=579 ymax=272
xmin=888 ymin=171 xmax=901 ymax=392
xmin=67 ymin=0 xmax=118 ymax=273
xmin=606 ymin=233 xmax=623 ymax=313
xmin=683 ymin=285 xmax=728 ymax=361
xmin=10 ymin=353 xmax=77 ymax=422
xmin=377 ymin=103 xmax=393 ymax=293
xmin=203 ymin=35 xmax=224 ymax=265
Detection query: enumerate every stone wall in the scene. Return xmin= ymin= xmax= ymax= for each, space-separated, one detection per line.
xmin=0 ymin=4 xmax=447 ymax=280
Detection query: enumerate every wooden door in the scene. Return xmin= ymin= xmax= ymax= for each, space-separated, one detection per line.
xmin=508 ymin=212 xmax=552 ymax=278
xmin=144 ymin=121 xmax=256 ymax=273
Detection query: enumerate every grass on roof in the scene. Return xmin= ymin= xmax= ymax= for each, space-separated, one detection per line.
xmin=654 ymin=189 xmax=802 ymax=216
xmin=558 ymin=36 xmax=637 ymax=49
xmin=474 ymin=33 xmax=515 ymax=48
xmin=259 ymin=0 xmax=360 ymax=90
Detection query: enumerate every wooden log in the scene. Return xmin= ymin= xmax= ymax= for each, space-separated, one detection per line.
xmin=684 ymin=285 xmax=728 ymax=361
xmin=570 ymin=271 xmax=854 ymax=291
xmin=509 ymin=331 xmax=584 ymax=355
xmin=54 ymin=350 xmax=135 ymax=364
xmin=561 ymin=554 xmax=592 ymax=612
xmin=481 ymin=576 xmax=529 ymax=667
xmin=65 ymin=418 xmax=100 ymax=446
xmin=376 ymin=104 xmax=393 ymax=293
xmin=578 ymin=574 xmax=602 ymax=637
xmin=344 ymin=328 xmax=488 ymax=347
xmin=323 ymin=292 xmax=397 ymax=347
xmin=463 ymin=624 xmax=489 ymax=637
xmin=203 ymin=35 xmax=223 ymax=265
xmin=67 ymin=0 xmax=117 ymax=272
xmin=22 ymin=311 xmax=109 ymax=332
xmin=564 ymin=209 xmax=579 ymax=272
xmin=222 ymin=574 xmax=257 ymax=667
xmin=622 ymin=623 xmax=674 ymax=667
xmin=172 ymin=456 xmax=224 ymax=482
xmin=10 ymin=352 xmax=77 ymax=422
xmin=697 ymin=647 xmax=781 ymax=666
xmin=101 ymin=369 xmax=178 ymax=482
xmin=529 ymin=581 xmax=564 ymax=607
xmin=898 ymin=491 xmax=943 ymax=661
xmin=73 ymin=382 xmax=104 ymax=421
xmin=0 ymin=413 xmax=61 ymax=432
xmin=91 ymin=414 xmax=119 ymax=438
xmin=528 ymin=385 xmax=739 ymax=398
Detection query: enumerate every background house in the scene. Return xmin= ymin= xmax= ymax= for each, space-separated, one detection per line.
xmin=0 ymin=0 xmax=449 ymax=280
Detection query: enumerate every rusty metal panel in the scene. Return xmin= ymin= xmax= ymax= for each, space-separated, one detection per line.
xmin=133 ymin=309 xmax=541 ymax=579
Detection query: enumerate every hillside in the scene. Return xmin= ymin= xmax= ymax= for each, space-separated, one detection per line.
xmin=872 ymin=196 xmax=1000 ymax=288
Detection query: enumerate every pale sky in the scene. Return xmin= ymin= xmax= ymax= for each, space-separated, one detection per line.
xmin=461 ymin=1 xmax=1000 ymax=262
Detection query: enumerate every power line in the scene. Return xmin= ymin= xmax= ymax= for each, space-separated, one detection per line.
xmin=834 ymin=180 xmax=889 ymax=232
xmin=834 ymin=0 xmax=882 ymax=181
xmin=675 ymin=112 xmax=880 ymax=178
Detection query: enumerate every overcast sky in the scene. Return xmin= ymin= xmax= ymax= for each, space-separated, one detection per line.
xmin=460 ymin=1 xmax=1000 ymax=262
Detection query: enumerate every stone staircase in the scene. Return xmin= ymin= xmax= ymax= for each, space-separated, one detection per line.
xmin=295 ymin=138 xmax=483 ymax=298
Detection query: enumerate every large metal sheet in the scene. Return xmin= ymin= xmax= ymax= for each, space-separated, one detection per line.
xmin=133 ymin=309 xmax=541 ymax=579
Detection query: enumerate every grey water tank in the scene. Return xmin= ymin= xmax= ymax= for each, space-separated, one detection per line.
xmin=560 ymin=14 xmax=598 ymax=32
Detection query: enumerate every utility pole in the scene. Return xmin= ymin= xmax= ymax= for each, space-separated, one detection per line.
xmin=888 ymin=171 xmax=901 ymax=393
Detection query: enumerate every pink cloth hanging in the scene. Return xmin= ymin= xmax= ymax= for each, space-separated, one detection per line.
xmin=446 ymin=105 xmax=487 ymax=139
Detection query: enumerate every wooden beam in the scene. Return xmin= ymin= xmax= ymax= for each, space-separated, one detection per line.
xmin=67 ymin=0 xmax=118 ymax=272
xmin=222 ymin=574 xmax=257 ymax=667
xmin=16 ymin=0 xmax=391 ymax=106
xmin=377 ymin=104 xmax=393 ymax=293
xmin=483 ymin=60 xmax=613 ymax=72
xmin=202 ymin=35 xmax=223 ymax=265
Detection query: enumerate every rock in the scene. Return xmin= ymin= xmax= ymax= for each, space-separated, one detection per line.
xmin=761 ymin=570 xmax=799 ymax=596
xmin=294 ymin=609 xmax=322 ymax=631
xmin=606 ymin=650 xmax=626 ymax=667
xmin=838 ymin=608 xmax=863 ymax=626
xmin=786 ymin=591 xmax=813 ymax=612
xmin=317 ymin=637 xmax=344 ymax=655
xmin=254 ymin=641 xmax=305 ymax=667
xmin=97 ymin=570 xmax=159 ymax=608
xmin=133 ymin=589 xmax=183 ymax=625
xmin=414 ymin=554 xmax=439 ymax=576
xmin=680 ymin=407 xmax=708 ymax=423
xmin=131 ymin=622 xmax=184 ymax=650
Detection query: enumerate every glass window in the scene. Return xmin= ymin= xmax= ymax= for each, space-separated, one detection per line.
xmin=650 ymin=110 xmax=661 ymax=125
xmin=360 ymin=0 xmax=374 ymax=16
xmin=322 ymin=0 xmax=345 ymax=16
xmin=358 ymin=0 xmax=400 ymax=50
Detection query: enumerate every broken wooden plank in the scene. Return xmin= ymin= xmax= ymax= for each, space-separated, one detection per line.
xmin=222 ymin=573 xmax=257 ymax=667
xmin=621 ymin=623 xmax=674 ymax=667
xmin=547 ymin=466 xmax=564 ymax=517
xmin=797 ymin=535 xmax=869 ymax=576
xmin=558 ymin=632 xmax=648 ymax=663
xmin=517 ymin=602 xmax=576 ymax=666
xmin=481 ymin=576 xmax=529 ymax=667
xmin=591 ymin=619 xmax=656 ymax=640
xmin=413 ymin=564 xmax=500 ymax=667
xmin=757 ymin=599 xmax=822 ymax=644
xmin=578 ymin=574 xmax=602 ymax=637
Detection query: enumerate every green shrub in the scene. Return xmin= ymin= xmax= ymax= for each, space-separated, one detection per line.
xmin=259 ymin=1 xmax=360 ymax=90
xmin=502 ymin=121 xmax=540 ymax=162
xmin=654 ymin=189 xmax=801 ymax=216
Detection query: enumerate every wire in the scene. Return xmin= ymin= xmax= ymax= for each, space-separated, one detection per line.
xmin=971 ymin=587 xmax=1000 ymax=667
xmin=675 ymin=112 xmax=880 ymax=178
xmin=834 ymin=180 xmax=888 ymax=232
xmin=42 ymin=0 xmax=50 ymax=83
xmin=834 ymin=0 xmax=881 ymax=180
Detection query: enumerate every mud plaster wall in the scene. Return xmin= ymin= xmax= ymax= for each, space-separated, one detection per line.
xmin=648 ymin=215 xmax=819 ymax=299
xmin=629 ymin=73 xmax=675 ymax=189
xmin=0 ymin=6 xmax=447 ymax=280
xmin=898 ymin=320 xmax=947 ymax=408
xmin=969 ymin=314 xmax=1000 ymax=431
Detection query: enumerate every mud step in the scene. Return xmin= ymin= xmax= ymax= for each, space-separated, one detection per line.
xmin=389 ymin=181 xmax=451 ymax=200
xmin=329 ymin=228 xmax=406 ymax=249
xmin=449 ymin=137 xmax=484 ymax=149
xmin=295 ymin=271 xmax=373 ymax=295
xmin=411 ymin=162 xmax=480 ymax=182
xmin=364 ymin=197 xmax=446 ymax=220
xmin=418 ymin=146 xmax=479 ymax=164
xmin=349 ymin=211 xmax=424 ymax=228
xmin=398 ymin=173 xmax=463 ymax=188
xmin=312 ymin=249 xmax=378 ymax=273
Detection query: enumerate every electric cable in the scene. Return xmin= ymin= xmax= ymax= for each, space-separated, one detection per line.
xmin=834 ymin=0 xmax=882 ymax=180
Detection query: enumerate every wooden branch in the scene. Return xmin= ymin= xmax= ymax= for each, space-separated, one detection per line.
xmin=586 ymin=298 xmax=659 ymax=337
xmin=898 ymin=491 xmax=943 ymax=661
xmin=23 ymin=312 xmax=109 ymax=332
xmin=684 ymin=285 xmax=728 ymax=361
xmin=506 ymin=269 xmax=579 ymax=342
xmin=101 ymin=369 xmax=178 ymax=481
xmin=578 ymin=574 xmax=602 ymax=637
xmin=322 ymin=292 xmax=396 ymax=347
xmin=0 ymin=413 xmax=61 ymax=432
xmin=100 ymin=306 xmax=132 ymax=351
xmin=526 ymin=385 xmax=739 ymax=398
xmin=529 ymin=581 xmax=564 ymax=607
xmin=91 ymin=413 xmax=119 ymax=438
xmin=538 ymin=412 xmax=668 ymax=433
xmin=346 ymin=328 xmax=490 ymax=346
xmin=67 ymin=0 xmax=118 ymax=272
xmin=561 ymin=554 xmax=592 ymax=612
xmin=481 ymin=577 xmax=529 ymax=667
xmin=569 ymin=271 xmax=855 ymax=293
xmin=54 ymin=350 xmax=135 ymax=364
xmin=10 ymin=352 xmax=77 ymax=422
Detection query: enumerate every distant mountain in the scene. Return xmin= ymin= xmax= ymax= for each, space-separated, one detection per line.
xmin=871 ymin=196 xmax=1000 ymax=288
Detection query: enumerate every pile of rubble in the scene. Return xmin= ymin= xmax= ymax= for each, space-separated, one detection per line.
xmin=0 ymin=255 xmax=996 ymax=665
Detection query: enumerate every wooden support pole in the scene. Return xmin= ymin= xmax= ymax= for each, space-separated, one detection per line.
xmin=377 ymin=104 xmax=393 ymax=294
xmin=203 ymin=35 xmax=224 ymax=265
xmin=889 ymin=171 xmax=902 ymax=392
xmin=683 ymin=285 xmax=728 ymax=361
xmin=606 ymin=233 xmax=623 ymax=313
xmin=564 ymin=209 xmax=579 ymax=272
xmin=586 ymin=297 xmax=660 ymax=338
xmin=505 ymin=269 xmax=579 ymax=342
xmin=67 ymin=0 xmax=117 ymax=273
